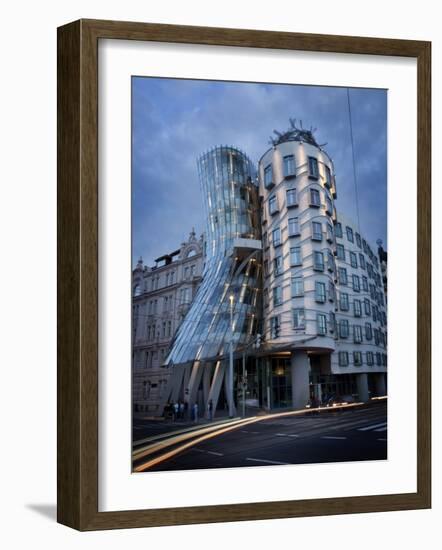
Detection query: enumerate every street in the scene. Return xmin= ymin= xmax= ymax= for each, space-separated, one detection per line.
xmin=133 ymin=400 xmax=387 ymax=472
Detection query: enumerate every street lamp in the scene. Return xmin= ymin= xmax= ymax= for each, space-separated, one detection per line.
xmin=229 ymin=293 xmax=234 ymax=418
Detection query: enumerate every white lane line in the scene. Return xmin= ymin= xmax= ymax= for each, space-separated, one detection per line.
xmin=374 ymin=426 xmax=388 ymax=432
xmin=206 ymin=450 xmax=224 ymax=456
xmin=377 ymin=438 xmax=387 ymax=441
xmin=288 ymin=434 xmax=299 ymax=438
xmin=321 ymin=436 xmax=347 ymax=440
xmin=276 ymin=433 xmax=289 ymax=437
xmin=246 ymin=458 xmax=291 ymax=465
xmin=358 ymin=422 xmax=387 ymax=432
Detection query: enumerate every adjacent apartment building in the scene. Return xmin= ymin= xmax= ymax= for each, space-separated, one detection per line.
xmin=132 ymin=121 xmax=387 ymax=417
xmin=132 ymin=230 xmax=204 ymax=413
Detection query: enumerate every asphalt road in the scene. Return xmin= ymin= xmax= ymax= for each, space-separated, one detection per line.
xmin=139 ymin=401 xmax=387 ymax=471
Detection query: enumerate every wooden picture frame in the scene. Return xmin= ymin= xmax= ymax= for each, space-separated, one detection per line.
xmin=57 ymin=18 xmax=431 ymax=531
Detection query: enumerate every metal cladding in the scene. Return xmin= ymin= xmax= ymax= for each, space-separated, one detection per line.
xmin=165 ymin=146 xmax=262 ymax=366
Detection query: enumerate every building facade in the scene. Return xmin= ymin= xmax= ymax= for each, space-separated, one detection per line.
xmin=257 ymin=124 xmax=387 ymax=409
xmin=132 ymin=121 xmax=387 ymax=417
xmin=132 ymin=230 xmax=204 ymax=413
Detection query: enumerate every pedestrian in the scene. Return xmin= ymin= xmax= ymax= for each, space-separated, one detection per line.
xmin=173 ymin=401 xmax=179 ymax=422
xmin=208 ymin=399 xmax=213 ymax=421
xmin=179 ymin=401 xmax=184 ymax=420
xmin=184 ymin=401 xmax=189 ymax=421
xmin=193 ymin=402 xmax=199 ymax=423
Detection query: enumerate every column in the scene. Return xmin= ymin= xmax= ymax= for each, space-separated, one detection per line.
xmin=356 ymin=373 xmax=369 ymax=402
xmin=290 ymin=352 xmax=310 ymax=409
xmin=375 ymin=373 xmax=387 ymax=397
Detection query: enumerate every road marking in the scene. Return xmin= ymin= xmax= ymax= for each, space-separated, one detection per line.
xmin=276 ymin=433 xmax=289 ymax=437
xmin=377 ymin=438 xmax=387 ymax=441
xmin=358 ymin=422 xmax=387 ymax=431
xmin=246 ymin=458 xmax=291 ymax=465
xmin=321 ymin=436 xmax=347 ymax=440
xmin=374 ymin=426 xmax=388 ymax=432
xmin=288 ymin=434 xmax=299 ymax=438
xmin=192 ymin=448 xmax=206 ymax=453
xmin=206 ymin=450 xmax=224 ymax=456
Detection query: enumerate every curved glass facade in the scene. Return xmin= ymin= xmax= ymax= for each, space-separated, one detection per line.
xmin=165 ymin=146 xmax=262 ymax=365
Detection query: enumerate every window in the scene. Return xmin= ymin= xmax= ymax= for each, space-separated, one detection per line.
xmin=355 ymin=232 xmax=361 ymax=248
xmin=288 ymin=217 xmax=300 ymax=237
xmin=291 ymin=276 xmax=304 ymax=297
xmin=283 ymin=155 xmax=295 ymax=177
xmin=312 ymin=221 xmax=322 ymax=241
xmin=353 ymin=351 xmax=363 ymax=366
xmin=354 ymin=299 xmax=362 ymax=317
xmin=167 ymin=320 xmax=172 ymax=337
xmin=336 ymin=243 xmax=345 ymax=260
xmin=286 ymin=188 xmax=297 ymax=207
xmin=335 ymin=222 xmax=343 ymax=238
xmin=325 ymin=196 xmax=333 ymax=215
xmin=362 ymin=276 xmax=368 ymax=292
xmin=315 ymin=281 xmax=326 ymax=303
xmin=338 ymin=267 xmax=348 ymax=285
xmin=346 ymin=226 xmax=354 ymax=242
xmin=367 ymin=351 xmax=374 ymax=366
xmin=327 ymin=250 xmax=335 ymax=272
xmin=374 ymin=329 xmax=380 ymax=346
xmin=269 ymin=195 xmax=278 ymax=215
xmin=339 ymin=319 xmax=349 ymax=338
xmin=263 ymin=288 xmax=269 ymax=308
xmin=273 ymin=286 xmax=282 ymax=306
xmin=293 ymin=308 xmax=305 ymax=329
xmin=352 ymin=274 xmax=360 ymax=292
xmin=364 ymin=298 xmax=371 ymax=315
xmin=313 ymin=251 xmax=324 ymax=271
xmin=290 ymin=246 xmax=302 ymax=266
xmin=317 ymin=313 xmax=327 ymax=335
xmin=350 ymin=251 xmax=358 ymax=268
xmin=308 ymin=156 xmax=319 ymax=178
xmin=329 ymin=311 xmax=336 ymax=333
xmin=310 ymin=188 xmax=321 ymax=207
xmin=273 ymin=256 xmax=283 ymax=276
xmin=340 ymin=292 xmax=349 ymax=311
xmin=326 ymin=223 xmax=334 ymax=243
xmin=382 ymin=354 xmax=387 ymax=366
xmin=328 ymin=281 xmax=335 ymax=302
xmin=339 ymin=351 xmax=349 ymax=366
xmin=272 ymin=227 xmax=281 ymax=247
xmin=263 ymin=259 xmax=269 ymax=277
xmin=270 ymin=316 xmax=280 ymax=338
xmin=376 ymin=352 xmax=382 ymax=366
xmin=359 ymin=253 xmax=366 ymax=269
xmin=354 ymin=325 xmax=363 ymax=343
xmin=264 ymin=164 xmax=273 ymax=188
xmin=324 ymin=165 xmax=332 ymax=188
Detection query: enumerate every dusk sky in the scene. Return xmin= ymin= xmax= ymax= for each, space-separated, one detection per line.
xmin=132 ymin=77 xmax=387 ymax=267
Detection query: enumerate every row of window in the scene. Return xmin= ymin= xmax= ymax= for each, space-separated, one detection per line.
xmin=266 ymin=219 xmax=334 ymax=249
xmin=269 ymin=309 xmax=387 ymax=344
xmin=335 ymin=222 xmax=379 ymax=269
xmin=338 ymin=350 xmax=387 ymax=367
xmin=268 ymin=187 xmax=334 ymax=217
xmin=146 ymin=320 xmax=173 ymax=341
xmin=264 ymin=155 xmax=333 ymax=189
xmin=266 ymin=248 xmax=335 ymax=279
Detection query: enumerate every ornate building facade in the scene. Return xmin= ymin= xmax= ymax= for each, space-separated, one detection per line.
xmin=132 ymin=230 xmax=204 ymax=413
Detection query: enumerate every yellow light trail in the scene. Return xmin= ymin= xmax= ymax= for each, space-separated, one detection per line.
xmin=133 ymin=401 xmax=370 ymax=472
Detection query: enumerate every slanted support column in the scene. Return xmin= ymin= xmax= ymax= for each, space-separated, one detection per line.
xmin=186 ymin=361 xmax=203 ymax=406
xmin=356 ymin=372 xmax=369 ymax=402
xmin=290 ymin=352 xmax=310 ymax=409
xmin=374 ymin=373 xmax=387 ymax=397
xmin=206 ymin=361 xmax=226 ymax=418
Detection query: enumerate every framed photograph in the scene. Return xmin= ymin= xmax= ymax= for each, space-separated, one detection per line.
xmin=57 ymin=19 xmax=431 ymax=530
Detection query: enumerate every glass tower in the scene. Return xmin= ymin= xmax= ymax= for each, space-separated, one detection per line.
xmin=165 ymin=146 xmax=262 ymax=366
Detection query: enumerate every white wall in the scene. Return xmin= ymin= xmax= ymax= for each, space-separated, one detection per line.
xmin=0 ymin=0 xmax=440 ymax=548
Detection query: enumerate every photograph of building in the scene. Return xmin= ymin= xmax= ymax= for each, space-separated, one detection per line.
xmin=131 ymin=78 xmax=387 ymax=472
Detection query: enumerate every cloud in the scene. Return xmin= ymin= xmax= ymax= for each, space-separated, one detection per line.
xmin=132 ymin=78 xmax=387 ymax=266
